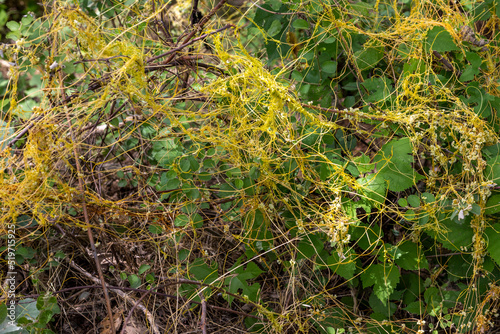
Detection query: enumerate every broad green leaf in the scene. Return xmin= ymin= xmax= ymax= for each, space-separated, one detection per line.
xmin=327 ymin=249 xmax=356 ymax=280
xmin=360 ymin=263 xmax=400 ymax=305
xmin=426 ymin=26 xmax=458 ymax=52
xmin=353 ymin=153 xmax=375 ymax=174
xmin=292 ymin=19 xmax=309 ymax=29
xmin=369 ymin=292 xmax=397 ymax=317
xmin=357 ymin=173 xmax=387 ymax=207
xmin=148 ymin=224 xmax=163 ymax=234
xmin=404 ymin=301 xmax=424 ymax=314
xmin=361 ymin=76 xmax=393 ymax=103
xmin=138 ymin=264 xmax=151 ymax=275
xmin=485 ymin=155 xmax=500 ymax=185
xmin=174 ymin=214 xmax=189 ymax=227
xmin=374 ymin=138 xmax=424 ymax=192
xmin=224 ymin=261 xmax=263 ymax=305
xmin=189 ymin=259 xmax=219 ymax=284
xmin=426 ymin=217 xmax=473 ymax=251
xmin=485 ymin=194 xmax=500 ymax=215
xmin=128 ymin=274 xmax=141 ymax=288
xmin=267 ymin=20 xmax=282 ymax=37
xmin=402 ymin=273 xmax=424 ymax=305
xmin=355 ymin=46 xmax=384 ymax=71
xmin=352 ymin=223 xmax=384 ymax=251
xmin=6 ymin=21 xmax=20 ymax=31
xmin=297 ymin=233 xmax=324 ymax=260
xmin=179 ymin=157 xmax=191 ymax=172
xmin=322 ymin=61 xmax=337 ymax=74
xmin=485 ymin=224 xmax=500 ymax=266
xmin=459 ymin=52 xmax=482 ymax=81
xmin=394 ymin=241 xmax=428 ymax=271
xmin=407 ymin=195 xmax=420 ymax=208
xmin=398 ymin=198 xmax=408 ymax=207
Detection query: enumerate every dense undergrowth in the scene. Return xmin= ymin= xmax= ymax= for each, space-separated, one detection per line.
xmin=1 ymin=0 xmax=500 ymax=333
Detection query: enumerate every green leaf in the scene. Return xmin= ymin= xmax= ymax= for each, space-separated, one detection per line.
xmin=148 ymin=224 xmax=163 ymax=234
xmin=407 ymin=195 xmax=420 ymax=208
xmin=353 ymin=153 xmax=375 ymax=174
xmin=485 ymin=194 xmax=500 ymax=215
xmin=188 ymin=156 xmax=200 ymax=172
xmin=203 ymin=158 xmax=216 ymax=168
xmin=224 ymin=261 xmax=263 ymax=305
xmin=485 ymin=155 xmax=500 ymax=185
xmin=292 ymin=19 xmax=309 ymax=29
xmin=164 ymin=178 xmax=180 ymax=190
xmin=426 ymin=26 xmax=458 ymax=52
xmin=361 ymin=76 xmax=393 ymax=103
xmin=38 ymin=309 xmax=54 ymax=325
xmin=352 ymin=223 xmax=384 ymax=251
xmin=404 ymin=301 xmax=424 ymax=314
xmin=426 ymin=217 xmax=473 ymax=251
xmin=485 ymin=224 xmax=500 ymax=266
xmin=369 ymin=292 xmax=397 ymax=318
xmin=360 ymin=263 xmax=401 ymax=305
xmin=179 ymin=157 xmax=191 ymax=172
xmin=128 ymin=274 xmax=141 ymax=289
xmin=322 ymin=61 xmax=337 ymax=74
xmin=297 ymin=233 xmax=324 ymax=260
xmin=398 ymin=198 xmax=408 ymax=207
xmin=174 ymin=214 xmax=190 ymax=227
xmin=402 ymin=273 xmax=424 ymax=305
xmin=6 ymin=21 xmax=20 ymax=31
xmin=327 ymin=249 xmax=356 ymax=280
xmin=355 ymin=46 xmax=384 ymax=71
xmin=138 ymin=264 xmax=151 ymax=275
xmin=357 ymin=173 xmax=387 ymax=207
xmin=190 ymin=259 xmax=219 ymax=284
xmin=0 ymin=303 xmax=7 ymax=324
xmin=234 ymin=179 xmax=244 ymax=189
xmin=17 ymin=247 xmax=35 ymax=260
xmin=374 ymin=138 xmax=424 ymax=192
xmin=459 ymin=52 xmax=482 ymax=81
xmin=218 ymin=182 xmax=238 ymax=198
xmin=394 ymin=241 xmax=428 ymax=271
xmin=424 ymin=287 xmax=442 ymax=316
xmin=267 ymin=20 xmax=282 ymax=37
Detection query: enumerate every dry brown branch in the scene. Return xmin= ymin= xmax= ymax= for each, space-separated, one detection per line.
xmin=68 ymin=260 xmax=161 ymax=334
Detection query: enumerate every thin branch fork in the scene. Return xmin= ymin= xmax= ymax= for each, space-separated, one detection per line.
xmin=146 ymin=23 xmax=235 ymax=65
xmin=68 ymin=260 xmax=161 ymax=334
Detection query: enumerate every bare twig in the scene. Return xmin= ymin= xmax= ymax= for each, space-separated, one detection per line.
xmin=146 ymin=24 xmax=235 ymax=64
xmin=68 ymin=261 xmax=161 ymax=334
xmin=120 ymin=289 xmax=154 ymax=334
xmin=62 ymin=67 xmax=115 ymax=332
xmin=6 ymin=116 xmax=43 ymax=149
xmin=19 ymin=284 xmax=262 ymax=320
xmin=198 ymin=290 xmax=208 ymax=334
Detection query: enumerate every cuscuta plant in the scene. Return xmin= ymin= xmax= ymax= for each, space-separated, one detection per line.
xmin=0 ymin=0 xmax=499 ymax=333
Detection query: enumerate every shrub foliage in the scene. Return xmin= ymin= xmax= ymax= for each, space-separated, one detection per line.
xmin=0 ymin=0 xmax=500 ymax=333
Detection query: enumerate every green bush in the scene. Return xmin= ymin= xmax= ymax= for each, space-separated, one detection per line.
xmin=0 ymin=0 xmax=499 ymax=333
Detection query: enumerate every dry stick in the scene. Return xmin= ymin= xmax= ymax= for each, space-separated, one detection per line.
xmin=7 ymin=115 xmax=43 ymax=148
xmin=432 ymin=50 xmax=461 ymax=77
xmin=146 ymin=0 xmax=229 ymax=65
xmin=63 ymin=102 xmax=116 ymax=333
xmin=120 ymin=288 xmax=153 ymax=334
xmin=18 ymin=284 xmax=261 ymax=320
xmin=69 ymin=260 xmax=161 ymax=334
xmin=198 ymin=290 xmax=208 ymax=334
xmin=146 ymin=24 xmax=234 ymax=65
